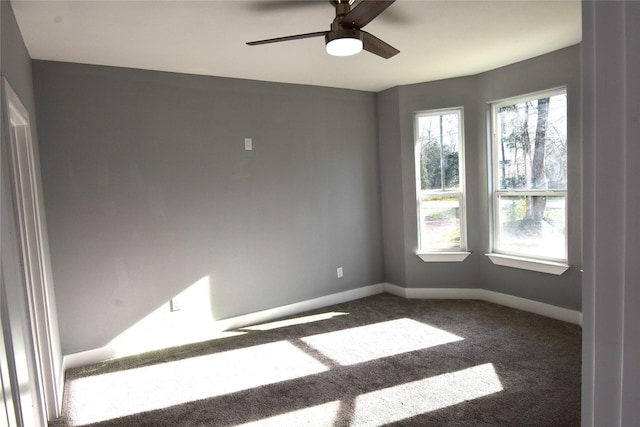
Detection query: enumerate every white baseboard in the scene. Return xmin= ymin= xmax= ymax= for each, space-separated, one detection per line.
xmin=64 ymin=282 xmax=580 ymax=370
xmin=384 ymin=283 xmax=483 ymax=300
xmin=480 ymin=289 xmax=582 ymax=325
xmin=383 ymin=283 xmax=582 ymax=325
xmin=63 ymin=343 xmax=119 ymax=370
xmin=213 ymin=283 xmax=385 ymax=331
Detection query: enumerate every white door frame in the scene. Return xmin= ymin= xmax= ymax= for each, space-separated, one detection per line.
xmin=0 ymin=279 xmax=19 ymax=427
xmin=3 ymin=78 xmax=60 ymax=422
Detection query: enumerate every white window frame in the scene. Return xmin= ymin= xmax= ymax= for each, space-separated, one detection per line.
xmin=414 ymin=107 xmax=469 ymax=262
xmin=487 ymin=88 xmax=569 ymax=273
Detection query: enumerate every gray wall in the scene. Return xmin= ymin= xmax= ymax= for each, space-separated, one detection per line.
xmin=378 ymin=45 xmax=581 ymax=310
xmin=398 ymin=76 xmax=482 ymax=290
xmin=33 ymin=61 xmax=384 ymax=355
xmin=476 ymin=46 xmax=582 ymax=310
xmin=377 ymin=87 xmax=405 ymax=286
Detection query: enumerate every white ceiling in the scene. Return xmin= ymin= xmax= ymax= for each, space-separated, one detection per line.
xmin=11 ymin=0 xmax=582 ymax=92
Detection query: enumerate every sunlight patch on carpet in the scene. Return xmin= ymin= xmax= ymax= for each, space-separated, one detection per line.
xmin=301 ymin=318 xmax=463 ymax=365
xmin=242 ymin=312 xmax=348 ymax=331
xmin=65 ymin=341 xmax=328 ymax=426
xmin=236 ymin=401 xmax=341 ymax=426
xmin=353 ymin=363 xmax=504 ymax=426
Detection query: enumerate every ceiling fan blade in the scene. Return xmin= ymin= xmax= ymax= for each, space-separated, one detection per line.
xmin=361 ymin=30 xmax=399 ymax=59
xmin=340 ymin=0 xmax=395 ymax=29
xmin=247 ymin=31 xmax=328 ymax=46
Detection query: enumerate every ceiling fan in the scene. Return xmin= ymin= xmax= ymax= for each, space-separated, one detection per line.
xmin=246 ymin=0 xmax=399 ymax=59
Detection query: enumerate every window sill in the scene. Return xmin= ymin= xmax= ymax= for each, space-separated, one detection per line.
xmin=485 ymin=253 xmax=569 ymax=275
xmin=417 ymin=252 xmax=471 ymax=263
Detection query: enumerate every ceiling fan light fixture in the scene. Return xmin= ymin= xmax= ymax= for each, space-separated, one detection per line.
xmin=247 ymin=1 xmax=399 ymax=59
xmin=325 ymin=30 xmax=363 ymax=56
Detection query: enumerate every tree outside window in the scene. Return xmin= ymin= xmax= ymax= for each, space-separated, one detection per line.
xmin=492 ymin=89 xmax=567 ymax=261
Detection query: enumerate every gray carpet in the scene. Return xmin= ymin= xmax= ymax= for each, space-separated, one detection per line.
xmin=51 ymin=294 xmax=581 ymax=426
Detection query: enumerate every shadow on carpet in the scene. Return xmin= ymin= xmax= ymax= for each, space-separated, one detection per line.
xmin=51 ymin=293 xmax=581 ymax=426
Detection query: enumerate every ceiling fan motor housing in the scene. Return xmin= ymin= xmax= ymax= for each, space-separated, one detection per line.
xmin=325 ymin=28 xmax=362 ymax=45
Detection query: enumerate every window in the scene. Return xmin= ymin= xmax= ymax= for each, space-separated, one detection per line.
xmin=414 ymin=109 xmax=466 ymax=255
xmin=490 ymin=89 xmax=567 ymax=263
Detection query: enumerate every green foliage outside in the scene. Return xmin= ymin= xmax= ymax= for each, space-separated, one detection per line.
xmin=420 ymin=143 xmax=459 ymax=191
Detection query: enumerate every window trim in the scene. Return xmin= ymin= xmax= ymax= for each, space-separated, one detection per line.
xmin=417 ymin=252 xmax=471 ymax=263
xmin=489 ymin=87 xmax=569 ymax=265
xmin=485 ymin=253 xmax=569 ymax=276
xmin=414 ymin=107 xmax=468 ymax=259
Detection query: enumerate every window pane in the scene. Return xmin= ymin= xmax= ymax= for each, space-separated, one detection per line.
xmin=496 ymin=94 xmax=567 ymax=191
xmin=417 ymin=113 xmax=460 ymax=192
xmin=419 ymin=194 xmax=461 ymax=249
xmin=415 ymin=109 xmax=465 ymax=252
xmin=496 ymin=195 xmax=566 ymax=260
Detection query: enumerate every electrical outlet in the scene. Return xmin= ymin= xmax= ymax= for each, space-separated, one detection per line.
xmin=170 ymin=298 xmax=181 ymax=312
xmin=337 ymin=267 xmax=344 ymax=278
xmin=244 ymin=138 xmax=253 ymax=151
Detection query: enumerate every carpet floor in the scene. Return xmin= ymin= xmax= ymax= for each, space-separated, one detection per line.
xmin=51 ymin=293 xmax=581 ymax=426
